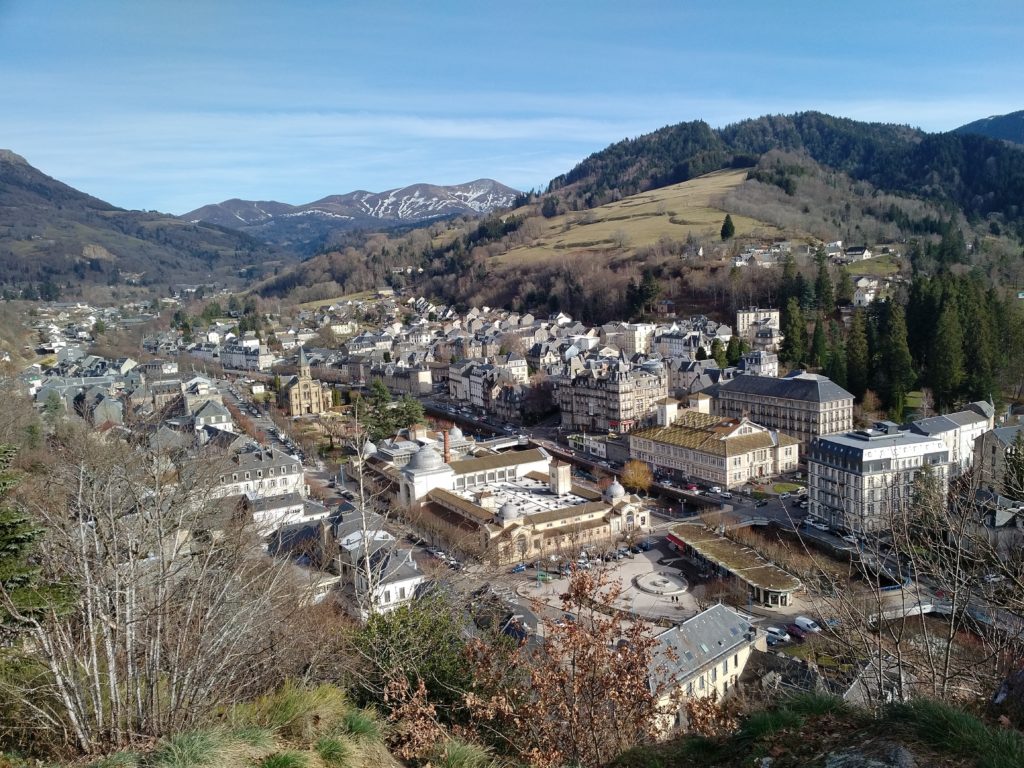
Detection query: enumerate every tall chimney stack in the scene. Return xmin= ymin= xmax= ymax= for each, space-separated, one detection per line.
xmin=443 ymin=430 xmax=451 ymax=464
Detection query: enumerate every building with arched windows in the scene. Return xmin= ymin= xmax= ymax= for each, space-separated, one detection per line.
xmin=280 ymin=346 xmax=329 ymax=417
xmin=389 ymin=442 xmax=649 ymax=565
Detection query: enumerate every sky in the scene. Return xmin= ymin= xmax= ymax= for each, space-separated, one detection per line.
xmin=1 ymin=0 xmax=1022 ymax=215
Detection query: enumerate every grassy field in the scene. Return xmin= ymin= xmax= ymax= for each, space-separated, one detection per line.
xmin=493 ymin=169 xmax=781 ymax=269
xmin=298 ymin=291 xmax=375 ymax=310
xmin=848 ymin=252 xmax=902 ymax=277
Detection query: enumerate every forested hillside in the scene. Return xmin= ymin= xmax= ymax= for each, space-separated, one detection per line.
xmin=549 ymin=112 xmax=1024 ymax=235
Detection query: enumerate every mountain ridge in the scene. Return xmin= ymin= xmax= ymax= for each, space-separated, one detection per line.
xmin=954 ymin=109 xmax=1024 ymax=145
xmin=181 ymin=178 xmax=520 ymax=251
xmin=0 ymin=150 xmax=290 ymax=295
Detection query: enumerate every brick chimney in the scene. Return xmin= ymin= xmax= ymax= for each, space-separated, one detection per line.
xmin=443 ymin=430 xmax=451 ymax=464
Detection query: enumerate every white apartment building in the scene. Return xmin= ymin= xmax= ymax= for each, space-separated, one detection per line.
xmin=807 ymin=423 xmax=949 ymax=533
xmin=213 ymin=447 xmax=307 ymax=501
xmin=905 ymin=401 xmax=994 ymax=476
xmin=735 ymin=307 xmax=780 ymax=340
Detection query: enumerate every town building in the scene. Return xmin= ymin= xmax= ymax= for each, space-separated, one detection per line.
xmin=707 ymin=371 xmax=854 ymax=447
xmin=652 ymin=604 xmax=760 ymax=728
xmin=388 ymin=442 xmax=649 ymax=565
xmin=220 ymin=341 xmax=275 ymax=371
xmin=330 ymin=509 xmax=425 ymax=621
xmin=807 ymin=423 xmax=950 ymax=533
xmin=905 ymin=401 xmax=994 ymax=476
xmin=280 ymin=347 xmax=329 ymax=417
xmin=629 ymin=410 xmax=799 ymax=489
xmin=735 ymin=307 xmax=780 ymax=342
xmin=556 ymin=361 xmax=668 ymax=434
xmin=973 ymin=424 xmax=1024 ymax=498
xmin=212 ymin=446 xmax=307 ymax=501
xmin=666 ymin=524 xmax=802 ymax=608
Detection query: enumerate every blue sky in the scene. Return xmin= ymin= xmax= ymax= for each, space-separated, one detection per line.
xmin=1 ymin=0 xmax=1022 ymax=214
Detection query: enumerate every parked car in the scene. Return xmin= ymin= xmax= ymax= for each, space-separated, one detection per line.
xmin=755 ymin=499 xmax=768 ymax=507
xmin=510 ymin=563 xmax=527 ymax=574
xmin=537 ymin=572 xmax=553 ymax=582
xmin=709 ymin=486 xmax=722 ymax=494
xmin=765 ymin=626 xmax=790 ymax=643
xmin=841 ymin=534 xmax=859 ymax=546
xmin=808 ymin=520 xmax=830 ymax=532
xmin=685 ymin=483 xmax=699 ymax=491
xmin=785 ymin=623 xmax=808 ymax=641
xmin=779 ymin=492 xmax=791 ymax=500
xmin=720 ymin=491 xmax=733 ymax=499
xmin=794 ymin=615 xmax=821 ymax=633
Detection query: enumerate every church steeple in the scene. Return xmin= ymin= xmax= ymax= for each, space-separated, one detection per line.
xmin=298 ymin=346 xmax=310 ymax=379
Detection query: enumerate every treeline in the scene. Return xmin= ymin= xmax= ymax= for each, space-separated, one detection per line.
xmin=778 ymin=267 xmax=1024 ymax=418
xmin=547 ymin=111 xmax=1024 ymax=234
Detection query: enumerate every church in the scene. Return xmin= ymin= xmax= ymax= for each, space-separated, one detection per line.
xmin=280 ymin=347 xmax=329 ymax=417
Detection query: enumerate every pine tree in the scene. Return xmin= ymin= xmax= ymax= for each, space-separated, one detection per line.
xmin=780 ymin=297 xmax=806 ymax=366
xmin=825 ymin=320 xmax=848 ymax=388
xmin=847 ymin=310 xmax=869 ymax=400
xmin=815 ymin=259 xmax=834 ymax=313
xmin=725 ymin=335 xmax=742 ymax=366
xmin=720 ymin=214 xmax=735 ymax=240
xmin=811 ymin=315 xmax=828 ymax=367
xmin=836 ymin=267 xmax=854 ymax=306
xmin=885 ymin=303 xmax=916 ymax=416
xmin=0 ymin=445 xmax=62 ymax=638
xmin=711 ymin=338 xmax=727 ymax=368
xmin=929 ymin=303 xmax=965 ymax=411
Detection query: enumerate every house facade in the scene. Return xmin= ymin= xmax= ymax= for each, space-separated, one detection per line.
xmin=708 ymin=371 xmax=854 ymax=447
xmin=629 ymin=411 xmax=799 ymax=489
xmin=807 ymin=424 xmax=950 ymax=533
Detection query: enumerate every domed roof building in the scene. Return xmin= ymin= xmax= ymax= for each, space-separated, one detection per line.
xmin=603 ymin=479 xmax=626 ymax=502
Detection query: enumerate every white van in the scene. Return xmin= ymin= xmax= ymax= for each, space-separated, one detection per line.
xmin=794 ymin=616 xmax=821 ymax=633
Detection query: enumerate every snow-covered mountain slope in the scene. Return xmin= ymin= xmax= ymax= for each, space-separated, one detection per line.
xmin=183 ymin=179 xmax=519 ymax=231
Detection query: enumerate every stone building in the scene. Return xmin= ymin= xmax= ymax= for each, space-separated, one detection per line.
xmin=707 ymin=371 xmax=853 ymax=448
xmin=280 ymin=347 xmax=329 ymax=417
xmin=807 ymin=423 xmax=949 ymax=533
xmin=556 ymin=361 xmax=668 ymax=434
xmin=629 ymin=410 xmax=799 ymax=489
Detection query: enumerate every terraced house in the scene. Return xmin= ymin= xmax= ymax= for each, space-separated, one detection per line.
xmin=629 ymin=410 xmax=799 ymax=489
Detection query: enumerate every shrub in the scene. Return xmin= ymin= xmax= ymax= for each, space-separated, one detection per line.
xmin=342 ymin=708 xmax=381 ymax=741
xmin=149 ymin=731 xmax=225 ymax=768
xmin=740 ymin=708 xmax=804 ymax=740
xmin=431 ymin=738 xmax=498 ymax=768
xmin=315 ymin=736 xmax=355 ymax=768
xmin=232 ymin=682 xmax=349 ymax=741
xmin=256 ymin=752 xmax=308 ymax=768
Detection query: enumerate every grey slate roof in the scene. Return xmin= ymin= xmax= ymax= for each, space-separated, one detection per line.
xmin=650 ymin=604 xmax=756 ymax=691
xmin=712 ymin=371 xmax=853 ymax=403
